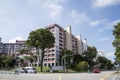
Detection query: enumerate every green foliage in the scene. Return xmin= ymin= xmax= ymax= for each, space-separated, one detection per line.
xmin=19 ymin=48 xmax=31 ymax=55
xmin=83 ymin=46 xmax=97 ymax=69
xmin=0 ymin=54 xmax=16 ymax=69
xmin=83 ymin=46 xmax=97 ymax=60
xmin=35 ymin=66 xmax=50 ymax=73
xmin=98 ymin=56 xmax=114 ymax=69
xmin=112 ymin=22 xmax=120 ymax=63
xmin=72 ymin=54 xmax=85 ymax=67
xmin=27 ymin=28 xmax=55 ymax=49
xmin=27 ymin=28 xmax=55 ymax=72
xmin=77 ymin=61 xmax=88 ymax=71
xmin=59 ymin=50 xmax=73 ymax=67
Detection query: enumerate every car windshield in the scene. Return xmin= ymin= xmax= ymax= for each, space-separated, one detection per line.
xmin=26 ymin=68 xmax=30 ymax=70
xmin=32 ymin=68 xmax=35 ymax=70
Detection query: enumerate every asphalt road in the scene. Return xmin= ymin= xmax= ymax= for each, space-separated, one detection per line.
xmin=0 ymin=71 xmax=117 ymax=80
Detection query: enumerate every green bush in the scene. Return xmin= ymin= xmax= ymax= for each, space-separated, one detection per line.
xmin=35 ymin=66 xmax=50 ymax=73
xmin=77 ymin=61 xmax=88 ymax=71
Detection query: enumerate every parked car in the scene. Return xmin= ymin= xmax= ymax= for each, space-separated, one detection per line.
xmin=92 ymin=68 xmax=100 ymax=73
xmin=18 ymin=68 xmax=27 ymax=73
xmin=24 ymin=67 xmax=37 ymax=73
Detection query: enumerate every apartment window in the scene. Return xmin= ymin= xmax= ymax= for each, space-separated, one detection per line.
xmin=52 ymin=58 xmax=54 ymax=60
xmin=44 ymin=63 xmax=47 ymax=66
xmin=52 ymin=63 xmax=54 ymax=66
xmin=52 ymin=49 xmax=54 ymax=52
xmin=56 ymin=50 xmax=59 ymax=53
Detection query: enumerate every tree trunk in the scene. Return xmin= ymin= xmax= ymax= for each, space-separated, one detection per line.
xmin=40 ymin=49 xmax=44 ymax=72
xmin=37 ymin=48 xmax=40 ymax=67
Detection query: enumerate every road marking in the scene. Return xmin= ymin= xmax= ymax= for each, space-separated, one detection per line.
xmin=100 ymin=74 xmax=110 ymax=80
xmin=113 ymin=75 xmax=116 ymax=80
xmin=58 ymin=75 xmax=62 ymax=80
xmin=77 ymin=75 xmax=80 ymax=78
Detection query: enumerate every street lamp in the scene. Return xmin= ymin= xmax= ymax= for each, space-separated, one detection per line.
xmin=88 ymin=64 xmax=90 ymax=73
xmin=61 ymin=55 xmax=66 ymax=72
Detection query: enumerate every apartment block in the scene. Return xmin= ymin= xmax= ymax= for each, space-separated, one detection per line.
xmin=0 ymin=37 xmax=4 ymax=54
xmin=4 ymin=40 xmax=27 ymax=56
xmin=44 ymin=24 xmax=65 ymax=66
xmin=43 ymin=24 xmax=87 ymax=66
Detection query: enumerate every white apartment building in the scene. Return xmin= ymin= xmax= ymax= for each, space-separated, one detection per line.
xmin=43 ymin=24 xmax=88 ymax=66
xmin=43 ymin=24 xmax=65 ymax=66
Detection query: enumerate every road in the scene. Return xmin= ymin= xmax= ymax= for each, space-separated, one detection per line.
xmin=0 ymin=71 xmax=118 ymax=80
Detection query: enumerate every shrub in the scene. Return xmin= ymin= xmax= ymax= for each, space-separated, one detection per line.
xmin=77 ymin=61 xmax=88 ymax=71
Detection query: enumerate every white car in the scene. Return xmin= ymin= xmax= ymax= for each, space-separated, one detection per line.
xmin=24 ymin=67 xmax=37 ymax=73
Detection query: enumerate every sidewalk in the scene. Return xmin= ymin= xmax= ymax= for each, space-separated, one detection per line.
xmin=113 ymin=72 xmax=120 ymax=80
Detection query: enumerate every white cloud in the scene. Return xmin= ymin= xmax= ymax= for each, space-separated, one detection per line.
xmin=98 ymin=29 xmax=104 ymax=32
xmin=0 ymin=9 xmax=8 ymax=15
xmin=9 ymin=37 xmax=24 ymax=43
xmin=43 ymin=0 xmax=64 ymax=19
xmin=105 ymin=52 xmax=115 ymax=62
xmin=105 ymin=19 xmax=120 ymax=30
xmin=48 ymin=4 xmax=63 ymax=19
xmin=98 ymin=38 xmax=110 ymax=42
xmin=93 ymin=0 xmax=120 ymax=8
xmin=90 ymin=20 xmax=100 ymax=26
xmin=70 ymin=10 xmax=90 ymax=24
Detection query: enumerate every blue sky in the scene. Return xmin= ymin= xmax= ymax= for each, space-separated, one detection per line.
xmin=0 ymin=0 xmax=120 ymax=61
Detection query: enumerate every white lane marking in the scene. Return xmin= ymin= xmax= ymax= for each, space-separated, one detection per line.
xmin=113 ymin=75 xmax=116 ymax=80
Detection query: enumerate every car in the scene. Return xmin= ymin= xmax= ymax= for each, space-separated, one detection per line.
xmin=24 ymin=67 xmax=37 ymax=73
xmin=16 ymin=68 xmax=24 ymax=73
xmin=92 ymin=68 xmax=100 ymax=73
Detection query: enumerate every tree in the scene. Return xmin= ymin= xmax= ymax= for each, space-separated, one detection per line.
xmin=6 ymin=57 xmax=16 ymax=68
xmin=19 ymin=48 xmax=31 ymax=55
xmin=0 ymin=54 xmax=7 ymax=68
xmin=73 ymin=54 xmax=85 ymax=67
xmin=27 ymin=28 xmax=55 ymax=72
xmin=83 ymin=46 xmax=97 ymax=69
xmin=59 ymin=50 xmax=73 ymax=68
xmin=0 ymin=54 xmax=16 ymax=69
xmin=98 ymin=56 xmax=108 ymax=69
xmin=98 ymin=56 xmax=114 ymax=69
xmin=112 ymin=22 xmax=120 ymax=63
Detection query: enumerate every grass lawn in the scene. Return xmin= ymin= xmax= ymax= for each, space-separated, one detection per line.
xmin=35 ymin=66 xmax=50 ymax=73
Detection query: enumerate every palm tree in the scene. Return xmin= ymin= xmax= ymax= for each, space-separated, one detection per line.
xmin=59 ymin=50 xmax=73 ymax=68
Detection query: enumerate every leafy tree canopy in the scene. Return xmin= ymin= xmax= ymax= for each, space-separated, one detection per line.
xmin=27 ymin=28 xmax=55 ymax=50
xmin=83 ymin=46 xmax=97 ymax=60
xmin=112 ymin=22 xmax=120 ymax=63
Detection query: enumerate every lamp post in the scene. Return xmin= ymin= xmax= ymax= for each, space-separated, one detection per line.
xmin=88 ymin=64 xmax=90 ymax=73
xmin=61 ymin=55 xmax=66 ymax=72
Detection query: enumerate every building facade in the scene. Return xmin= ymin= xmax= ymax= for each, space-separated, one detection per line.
xmin=0 ymin=37 xmax=4 ymax=54
xmin=4 ymin=40 xmax=26 ymax=56
xmin=44 ymin=24 xmax=65 ymax=66
xmin=43 ymin=24 xmax=87 ymax=66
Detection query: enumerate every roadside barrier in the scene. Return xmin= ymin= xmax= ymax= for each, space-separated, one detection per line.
xmin=0 ymin=70 xmax=16 ymax=74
